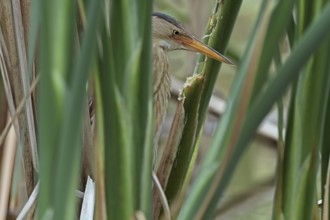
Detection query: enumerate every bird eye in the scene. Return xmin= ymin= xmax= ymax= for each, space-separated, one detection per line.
xmin=173 ymin=30 xmax=180 ymax=35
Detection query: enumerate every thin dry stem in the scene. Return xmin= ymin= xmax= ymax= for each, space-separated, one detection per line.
xmin=152 ymin=172 xmax=171 ymax=220
xmin=0 ymin=126 xmax=17 ymax=220
xmin=0 ymin=76 xmax=39 ymax=146
xmin=153 ymin=100 xmax=185 ymax=219
xmin=1 ymin=0 xmax=37 ymax=195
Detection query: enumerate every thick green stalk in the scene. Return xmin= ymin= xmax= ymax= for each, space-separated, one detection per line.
xmin=38 ymin=0 xmax=101 ymax=218
xmin=165 ymin=75 xmax=204 ymax=204
xmin=133 ymin=1 xmax=153 ymax=216
xmin=99 ymin=0 xmax=153 ymax=219
xmin=38 ymin=0 xmax=76 ymax=216
xmin=195 ymin=0 xmax=242 ymax=132
xmin=54 ymin=2 xmax=101 ymax=219
xmin=164 ymin=0 xmax=242 ymax=208
xmin=99 ymin=23 xmax=134 ymax=219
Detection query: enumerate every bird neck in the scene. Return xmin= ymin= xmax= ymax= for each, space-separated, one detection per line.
xmin=152 ymin=43 xmax=170 ymax=94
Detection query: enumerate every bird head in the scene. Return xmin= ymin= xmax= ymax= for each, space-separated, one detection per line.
xmin=152 ymin=12 xmax=233 ymax=65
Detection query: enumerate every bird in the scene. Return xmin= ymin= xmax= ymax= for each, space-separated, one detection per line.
xmin=152 ymin=12 xmax=233 ymax=163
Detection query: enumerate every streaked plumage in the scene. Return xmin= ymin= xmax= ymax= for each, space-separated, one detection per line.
xmin=153 ymin=42 xmax=171 ymax=144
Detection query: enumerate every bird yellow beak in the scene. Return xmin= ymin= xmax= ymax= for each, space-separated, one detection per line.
xmin=173 ymin=35 xmax=233 ymax=65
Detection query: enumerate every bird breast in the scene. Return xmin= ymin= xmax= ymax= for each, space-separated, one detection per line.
xmin=153 ymin=44 xmax=171 ymax=137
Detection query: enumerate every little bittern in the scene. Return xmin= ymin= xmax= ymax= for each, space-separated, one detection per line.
xmin=152 ymin=12 xmax=232 ymax=161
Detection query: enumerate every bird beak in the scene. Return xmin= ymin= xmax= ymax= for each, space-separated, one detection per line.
xmin=173 ymin=35 xmax=233 ymax=65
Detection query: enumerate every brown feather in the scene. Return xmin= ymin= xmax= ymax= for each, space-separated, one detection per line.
xmin=152 ymin=42 xmax=171 ymax=162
